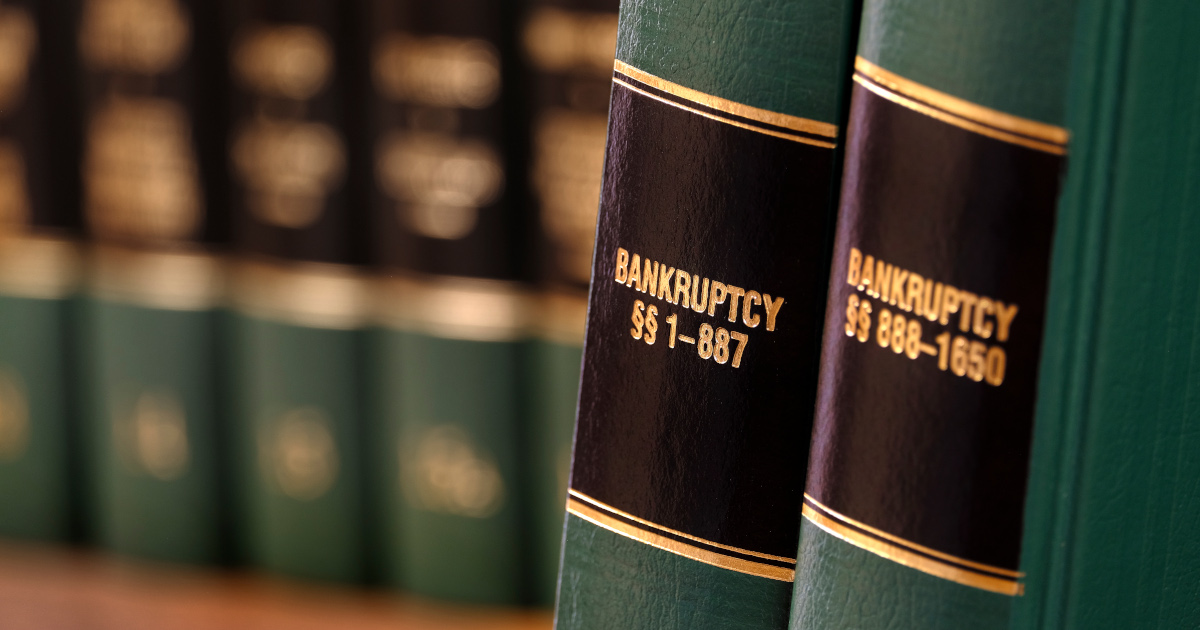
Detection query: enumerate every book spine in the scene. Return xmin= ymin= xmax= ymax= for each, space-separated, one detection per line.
xmin=78 ymin=0 xmax=229 ymax=563
xmin=520 ymin=0 xmax=617 ymax=606
xmin=789 ymin=1 xmax=1076 ymax=628
xmin=556 ymin=0 xmax=857 ymax=626
xmin=364 ymin=0 xmax=530 ymax=604
xmin=226 ymin=0 xmax=368 ymax=582
xmin=0 ymin=0 xmax=82 ymax=542
xmin=1013 ymin=2 xmax=1200 ymax=628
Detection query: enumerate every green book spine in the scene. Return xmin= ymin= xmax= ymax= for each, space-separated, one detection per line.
xmin=1012 ymin=1 xmax=1200 ymax=628
xmin=789 ymin=1 xmax=1077 ymax=628
xmin=230 ymin=263 xmax=368 ymax=582
xmin=365 ymin=0 xmax=530 ymax=605
xmin=85 ymin=249 xmax=225 ymax=563
xmin=0 ymin=0 xmax=82 ymax=542
xmin=226 ymin=0 xmax=367 ymax=582
xmin=556 ymin=0 xmax=857 ymax=627
xmin=370 ymin=277 xmax=528 ymax=604
xmin=521 ymin=0 xmax=617 ymax=607
xmin=524 ymin=294 xmax=586 ymax=607
xmin=78 ymin=0 xmax=229 ymax=563
xmin=0 ymin=241 xmax=79 ymax=541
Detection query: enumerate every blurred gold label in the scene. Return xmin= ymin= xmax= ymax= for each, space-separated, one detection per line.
xmin=376 ymin=131 xmax=503 ymax=240
xmin=79 ymin=0 xmax=190 ymax=74
xmin=260 ymin=407 xmax=339 ymax=501
xmin=523 ymin=8 xmax=616 ymax=75
xmin=0 ymin=369 xmax=29 ymax=462
xmin=401 ymin=425 xmax=504 ymax=519
xmin=233 ymin=25 xmax=333 ymax=100
xmin=373 ymin=34 xmax=500 ymax=109
xmin=533 ymin=110 xmax=606 ymax=283
xmin=117 ymin=390 xmax=190 ymax=481
xmin=84 ymin=97 xmax=203 ymax=243
xmin=232 ymin=119 xmax=345 ymax=229
xmin=0 ymin=5 xmax=35 ymax=110
xmin=0 ymin=142 xmax=30 ymax=235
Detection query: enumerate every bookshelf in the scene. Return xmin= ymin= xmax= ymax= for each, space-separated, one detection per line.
xmin=0 ymin=542 xmax=552 ymax=630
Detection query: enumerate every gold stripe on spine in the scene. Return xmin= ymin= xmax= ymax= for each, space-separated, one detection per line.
xmin=535 ymin=290 xmax=588 ymax=346
xmin=802 ymin=497 xmax=1024 ymax=596
xmin=614 ymin=60 xmax=838 ymax=139
xmin=91 ymin=245 xmax=224 ymax=311
xmin=232 ymin=258 xmax=368 ymax=330
xmin=374 ymin=274 xmax=532 ymax=342
xmin=568 ymin=495 xmax=796 ymax=582
xmin=570 ymin=489 xmax=796 ymax=564
xmin=0 ymin=235 xmax=80 ymax=299
xmin=613 ymin=79 xmax=836 ymax=149
xmin=853 ymin=57 xmax=1068 ymax=155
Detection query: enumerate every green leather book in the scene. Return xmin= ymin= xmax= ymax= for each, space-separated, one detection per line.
xmin=364 ymin=0 xmax=530 ymax=604
xmin=1010 ymin=1 xmax=1200 ymax=627
xmin=790 ymin=0 xmax=1080 ymax=627
xmin=0 ymin=0 xmax=82 ymax=543
xmin=226 ymin=0 xmax=368 ymax=583
xmin=792 ymin=2 xmax=1200 ymax=628
xmin=78 ymin=0 xmax=230 ymax=564
xmin=555 ymin=0 xmax=858 ymax=627
xmin=520 ymin=0 xmax=617 ymax=607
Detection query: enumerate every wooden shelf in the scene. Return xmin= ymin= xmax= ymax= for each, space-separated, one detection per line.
xmin=0 ymin=542 xmax=553 ymax=630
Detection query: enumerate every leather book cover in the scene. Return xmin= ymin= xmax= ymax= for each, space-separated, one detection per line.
xmin=78 ymin=0 xmax=230 ymax=565
xmin=364 ymin=0 xmax=531 ymax=603
xmin=790 ymin=0 xmax=1077 ymax=627
xmin=225 ymin=0 xmax=370 ymax=583
xmin=555 ymin=0 xmax=859 ymax=627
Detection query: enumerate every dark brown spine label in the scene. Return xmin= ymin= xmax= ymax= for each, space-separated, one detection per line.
xmin=803 ymin=58 xmax=1068 ymax=595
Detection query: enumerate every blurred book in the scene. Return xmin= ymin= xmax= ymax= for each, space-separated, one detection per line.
xmin=519 ymin=0 xmax=617 ymax=608
xmin=225 ymin=0 xmax=370 ymax=584
xmin=77 ymin=0 xmax=230 ymax=565
xmin=364 ymin=0 xmax=531 ymax=605
xmin=0 ymin=0 xmax=83 ymax=544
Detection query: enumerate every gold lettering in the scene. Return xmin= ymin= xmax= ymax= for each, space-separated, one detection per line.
xmin=725 ymin=286 xmax=745 ymax=323
xmin=922 ymin=282 xmax=943 ymax=322
xmin=656 ymin=265 xmax=674 ymax=302
xmin=626 ymin=253 xmax=641 ymax=289
xmin=940 ymin=287 xmax=960 ymax=326
xmin=743 ymin=290 xmax=762 ymax=328
xmin=674 ymin=270 xmax=691 ymax=308
xmin=888 ymin=269 xmax=909 ymax=307
xmin=614 ymin=247 xmax=628 ymax=283
xmin=974 ymin=298 xmax=994 ymax=339
xmin=847 ymin=247 xmax=862 ymax=286
xmin=906 ymin=273 xmax=924 ymax=315
xmin=859 ymin=255 xmax=874 ymax=293
xmin=708 ymin=281 xmax=727 ymax=317
xmin=874 ymin=262 xmax=892 ymax=301
xmin=995 ymin=302 xmax=1019 ymax=342
xmin=763 ymin=294 xmax=784 ymax=331
xmin=691 ymin=276 xmax=709 ymax=313
xmin=644 ymin=259 xmax=658 ymax=296
xmin=957 ymin=291 xmax=978 ymax=333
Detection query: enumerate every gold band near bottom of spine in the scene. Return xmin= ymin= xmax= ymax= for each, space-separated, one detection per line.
xmin=852 ymin=57 xmax=1068 ymax=155
xmin=91 ymin=245 xmax=225 ymax=312
xmin=801 ymin=499 xmax=1024 ymax=596
xmin=534 ymin=290 xmax=588 ymax=346
xmin=373 ymin=273 xmax=533 ymax=342
xmin=231 ymin=258 xmax=370 ymax=330
xmin=0 ymin=233 xmax=80 ymax=299
xmin=566 ymin=491 xmax=796 ymax=582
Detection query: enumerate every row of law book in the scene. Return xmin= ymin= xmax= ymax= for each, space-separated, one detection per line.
xmin=0 ymin=0 xmax=618 ymax=608
xmin=554 ymin=0 xmax=1200 ymax=628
